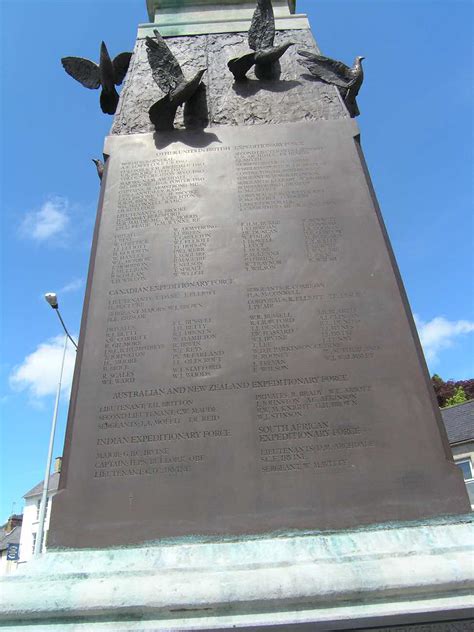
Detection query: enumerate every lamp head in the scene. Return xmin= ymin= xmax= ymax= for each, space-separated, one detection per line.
xmin=44 ymin=292 xmax=58 ymax=309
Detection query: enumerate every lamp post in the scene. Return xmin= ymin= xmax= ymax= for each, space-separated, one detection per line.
xmin=44 ymin=293 xmax=78 ymax=350
xmin=34 ymin=294 xmax=77 ymax=557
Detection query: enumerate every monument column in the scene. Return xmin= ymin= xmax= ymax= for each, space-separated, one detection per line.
xmin=2 ymin=1 xmax=472 ymax=630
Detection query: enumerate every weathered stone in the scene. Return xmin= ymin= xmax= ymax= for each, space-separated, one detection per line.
xmin=112 ymin=35 xmax=209 ymax=134
xmin=111 ymin=29 xmax=347 ymax=135
xmin=2 ymin=515 xmax=473 ymax=630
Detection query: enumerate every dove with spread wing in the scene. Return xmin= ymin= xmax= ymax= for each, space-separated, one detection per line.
xmin=146 ymin=29 xmax=206 ymax=131
xmin=228 ymin=0 xmax=294 ymax=81
xmin=298 ymin=51 xmax=365 ymax=118
xmin=61 ymin=42 xmax=132 ymax=115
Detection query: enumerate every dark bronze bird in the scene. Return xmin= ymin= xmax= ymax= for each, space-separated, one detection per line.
xmin=61 ymin=42 xmax=132 ymax=115
xmin=146 ymin=29 xmax=206 ymax=131
xmin=228 ymin=0 xmax=294 ymax=81
xmin=92 ymin=158 xmax=104 ymax=181
xmin=298 ymin=51 xmax=365 ymax=117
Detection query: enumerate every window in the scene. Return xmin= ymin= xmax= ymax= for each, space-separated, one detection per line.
xmin=455 ymin=458 xmax=473 ymax=481
xmin=31 ymin=530 xmax=47 ymax=555
xmin=35 ymin=496 xmax=50 ymax=521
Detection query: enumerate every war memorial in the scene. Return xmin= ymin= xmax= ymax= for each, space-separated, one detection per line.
xmin=2 ymin=1 xmax=473 ymax=629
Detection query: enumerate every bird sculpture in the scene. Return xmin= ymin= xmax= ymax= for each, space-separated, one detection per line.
xmin=227 ymin=0 xmax=294 ymax=81
xmin=61 ymin=42 xmax=132 ymax=115
xmin=297 ymin=51 xmax=365 ymax=118
xmin=145 ymin=29 xmax=207 ymax=131
xmin=92 ymin=158 xmax=105 ymax=181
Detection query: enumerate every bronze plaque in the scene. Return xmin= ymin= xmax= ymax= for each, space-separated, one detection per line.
xmin=49 ymin=120 xmax=469 ymax=548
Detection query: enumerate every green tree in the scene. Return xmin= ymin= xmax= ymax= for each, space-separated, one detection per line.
xmin=444 ymin=386 xmax=468 ymax=407
xmin=431 ymin=375 xmax=474 ymax=407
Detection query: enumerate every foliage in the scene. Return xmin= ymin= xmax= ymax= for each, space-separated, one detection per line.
xmin=444 ymin=386 xmax=468 ymax=407
xmin=431 ymin=375 xmax=474 ymax=408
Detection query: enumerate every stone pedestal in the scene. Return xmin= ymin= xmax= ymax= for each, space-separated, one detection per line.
xmin=113 ymin=7 xmax=344 ymax=135
xmin=1 ymin=515 xmax=473 ymax=630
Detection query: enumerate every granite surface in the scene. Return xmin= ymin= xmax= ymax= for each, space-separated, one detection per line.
xmin=111 ymin=29 xmax=348 ymax=135
xmin=2 ymin=515 xmax=473 ymax=630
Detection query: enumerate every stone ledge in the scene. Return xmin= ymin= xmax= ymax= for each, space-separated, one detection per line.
xmin=137 ymin=14 xmax=309 ymax=38
xmin=146 ymin=0 xmax=297 ymax=24
xmin=1 ymin=515 xmax=473 ymax=629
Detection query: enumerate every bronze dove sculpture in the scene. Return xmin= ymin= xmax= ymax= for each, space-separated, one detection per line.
xmin=228 ymin=0 xmax=294 ymax=81
xmin=146 ymin=29 xmax=206 ymax=131
xmin=92 ymin=158 xmax=105 ymax=181
xmin=298 ymin=51 xmax=365 ymax=117
xmin=61 ymin=42 xmax=132 ymax=115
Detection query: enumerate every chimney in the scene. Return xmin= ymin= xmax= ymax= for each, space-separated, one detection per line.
xmin=6 ymin=515 xmax=22 ymax=532
xmin=54 ymin=456 xmax=62 ymax=473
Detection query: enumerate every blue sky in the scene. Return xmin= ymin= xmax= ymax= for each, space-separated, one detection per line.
xmin=0 ymin=0 xmax=473 ymax=523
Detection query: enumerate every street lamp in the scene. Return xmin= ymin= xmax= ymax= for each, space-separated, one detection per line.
xmin=44 ymin=293 xmax=78 ymax=350
xmin=34 ymin=294 xmax=77 ymax=557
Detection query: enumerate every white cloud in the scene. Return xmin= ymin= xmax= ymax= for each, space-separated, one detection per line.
xmin=20 ymin=196 xmax=70 ymax=242
xmin=9 ymin=335 xmax=77 ymax=400
xmin=60 ymin=278 xmax=84 ymax=294
xmin=414 ymin=315 xmax=474 ymax=364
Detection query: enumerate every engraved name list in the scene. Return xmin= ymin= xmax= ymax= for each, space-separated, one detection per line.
xmin=50 ymin=121 xmax=466 ymax=547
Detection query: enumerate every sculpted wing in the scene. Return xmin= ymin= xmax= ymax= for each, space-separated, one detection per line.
xmin=146 ymin=29 xmax=184 ymax=93
xmin=61 ymin=57 xmax=101 ymax=89
xmin=297 ymin=51 xmax=353 ymax=87
xmin=112 ymin=52 xmax=133 ymax=85
xmin=248 ymin=0 xmax=275 ymax=51
xmin=227 ymin=52 xmax=256 ymax=81
xmin=149 ymin=95 xmax=179 ymax=131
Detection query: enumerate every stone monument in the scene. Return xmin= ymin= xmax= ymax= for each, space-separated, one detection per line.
xmin=2 ymin=1 xmax=473 ymax=630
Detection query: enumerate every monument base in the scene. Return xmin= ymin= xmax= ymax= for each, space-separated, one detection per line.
xmin=2 ymin=515 xmax=473 ymax=630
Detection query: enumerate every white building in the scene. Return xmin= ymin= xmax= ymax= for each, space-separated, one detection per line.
xmin=0 ymin=515 xmax=22 ymax=575
xmin=18 ymin=458 xmax=61 ymax=563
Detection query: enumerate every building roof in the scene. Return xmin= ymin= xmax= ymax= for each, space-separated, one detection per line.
xmin=0 ymin=525 xmax=21 ymax=551
xmin=23 ymin=472 xmax=60 ymax=499
xmin=441 ymin=399 xmax=474 ymax=445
